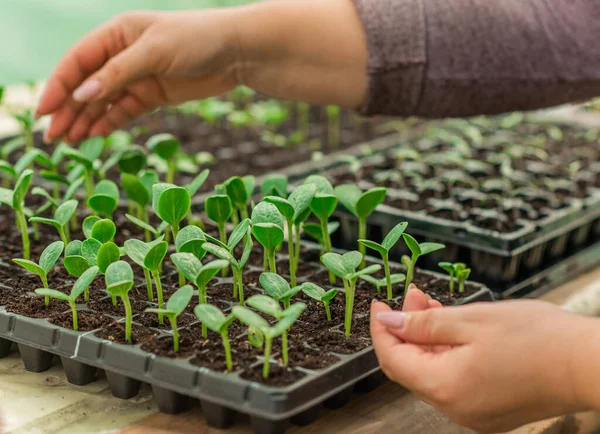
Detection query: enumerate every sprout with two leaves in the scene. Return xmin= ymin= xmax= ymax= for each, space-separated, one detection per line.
xmin=121 ymin=170 xmax=158 ymax=241
xmin=29 ymin=200 xmax=78 ymax=245
xmin=402 ymin=234 xmax=445 ymax=295
xmin=205 ymin=193 xmax=232 ymax=248
xmin=88 ymin=180 xmax=120 ymax=218
xmin=358 ymin=222 xmax=408 ymax=300
xmin=146 ymin=134 xmax=180 ymax=184
xmin=335 ymin=184 xmax=387 ymax=266
xmin=225 ymin=175 xmax=254 ymax=224
xmin=0 ymin=170 xmax=33 ymax=258
xmin=233 ymin=302 xmax=306 ymax=378
xmin=260 ymin=174 xmax=288 ymax=198
xmin=360 ymin=274 xmax=406 ymax=296
xmin=247 ymin=294 xmax=304 ymax=366
xmin=62 ymin=137 xmax=104 ymax=200
xmin=321 ymin=251 xmax=381 ymax=338
xmin=145 ymin=285 xmax=194 ymax=352
xmin=171 ymin=252 xmax=229 ymax=337
xmin=203 ymin=219 xmax=253 ymax=305
xmin=35 ymin=267 xmax=99 ymax=331
xmin=301 ymin=282 xmax=338 ymax=321
xmin=264 ymin=183 xmax=316 ymax=286
xmin=104 ymin=261 xmax=136 ymax=343
xmin=251 ymin=202 xmax=284 ymax=273
xmin=305 ymin=175 xmax=338 ymax=284
xmin=123 ymin=237 xmax=166 ymax=303
xmin=194 ymin=304 xmax=237 ymax=371
xmin=13 ymin=241 xmax=64 ymax=307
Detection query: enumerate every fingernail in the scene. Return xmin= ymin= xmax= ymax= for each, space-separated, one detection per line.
xmin=73 ymin=79 xmax=102 ymax=102
xmin=408 ymin=283 xmax=418 ymax=291
xmin=376 ymin=311 xmax=408 ymax=328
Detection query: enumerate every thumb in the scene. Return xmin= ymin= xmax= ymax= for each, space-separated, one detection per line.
xmin=376 ymin=306 xmax=473 ymax=345
xmin=72 ymin=41 xmax=155 ymax=103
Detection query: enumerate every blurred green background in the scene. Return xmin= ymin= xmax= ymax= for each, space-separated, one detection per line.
xmin=1 ymin=0 xmax=252 ymax=85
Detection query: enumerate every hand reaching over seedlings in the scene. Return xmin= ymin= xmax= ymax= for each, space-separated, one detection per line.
xmin=371 ymin=289 xmax=600 ymax=433
xmin=37 ymin=0 xmax=368 ymax=142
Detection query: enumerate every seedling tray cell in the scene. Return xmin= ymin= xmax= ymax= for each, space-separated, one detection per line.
xmin=0 ymin=243 xmax=492 ymax=434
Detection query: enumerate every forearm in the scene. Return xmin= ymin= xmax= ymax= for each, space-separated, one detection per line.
xmin=234 ymin=0 xmax=368 ymax=109
xmin=355 ymin=0 xmax=600 ymax=117
xmin=573 ymin=316 xmax=600 ymax=411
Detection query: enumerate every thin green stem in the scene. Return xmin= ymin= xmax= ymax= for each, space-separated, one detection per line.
xmin=70 ymin=213 xmax=78 ymax=232
xmin=171 ymin=316 xmax=179 ymax=352
xmin=404 ymin=255 xmax=417 ymax=297
xmin=320 ymin=217 xmax=335 ymax=284
xmin=324 ymin=302 xmax=332 ymax=321
xmin=84 ymin=170 xmax=94 ymax=202
xmin=358 ymin=218 xmax=367 ymax=268
xmin=123 ymin=296 xmax=133 ymax=343
xmin=449 ymin=273 xmax=455 ymax=294
xmin=234 ymin=268 xmax=245 ymax=306
xmin=268 ymin=251 xmax=276 ymax=274
xmin=221 ymin=332 xmax=233 ymax=371
xmin=152 ymin=270 xmax=165 ymax=324
xmin=70 ymin=301 xmax=78 ymax=331
xmin=25 ymin=128 xmax=33 ymax=152
xmin=167 ymin=160 xmax=176 ymax=184
xmin=230 ymin=209 xmax=239 ymax=226
xmin=343 ymin=279 xmax=355 ymax=339
xmin=139 ymin=205 xmax=151 ymax=242
xmin=171 ymin=223 xmax=186 ymax=287
xmin=42 ymin=275 xmax=49 ymax=307
xmin=17 ymin=210 xmax=30 ymax=260
xmin=144 ymin=268 xmax=153 ymax=301
xmin=459 ymin=280 xmax=465 ymax=294
xmin=282 ymin=331 xmax=289 ymax=365
xmin=32 ymin=221 xmax=40 ymax=242
xmin=263 ymin=249 xmax=268 ymax=272
xmin=287 ymin=222 xmax=296 ymax=286
xmin=112 ymin=294 xmax=117 ymax=306
xmin=58 ymin=227 xmax=69 ymax=246
xmin=53 ymin=182 xmax=60 ymax=202
xmin=294 ymin=223 xmax=301 ymax=272
xmin=218 ymin=222 xmax=228 ymax=277
xmin=199 ymin=284 xmax=208 ymax=338
xmin=239 ymin=206 xmax=249 ymax=221
xmin=383 ymin=254 xmax=393 ymax=301
xmin=263 ymin=337 xmax=272 ymax=378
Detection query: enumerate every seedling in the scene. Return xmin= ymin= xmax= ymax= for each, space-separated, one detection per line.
xmin=259 ymin=272 xmax=302 ymax=308
xmin=402 ymin=234 xmax=445 ymax=295
xmin=205 ymin=193 xmax=232 ymax=247
xmin=202 ymin=219 xmax=252 ymax=305
xmin=194 ymin=304 xmax=237 ymax=371
xmin=358 ymin=222 xmax=408 ymax=300
xmin=321 ymin=251 xmax=380 ymax=338
xmin=456 ymin=265 xmax=472 ymax=294
xmin=145 ymin=285 xmax=194 ymax=352
xmin=301 ymin=282 xmax=338 ymax=321
xmin=34 ymin=267 xmax=99 ymax=331
xmin=225 ymin=175 xmax=254 ymax=223
xmin=438 ymin=262 xmax=465 ymax=294
xmin=175 ymin=225 xmax=207 ymax=260
xmin=233 ymin=302 xmax=305 ymax=378
xmin=250 ymin=100 xmax=289 ymax=132
xmin=121 ymin=170 xmax=158 ymax=240
xmin=264 ymin=183 xmax=316 ymax=286
xmin=197 ymin=98 xmax=234 ymax=125
xmin=171 ymin=252 xmax=229 ymax=337
xmin=0 ymin=169 xmax=33 ymax=258
xmin=184 ymin=169 xmax=210 ymax=226
xmin=303 ymin=221 xmax=340 ymax=254
xmin=247 ymin=295 xmax=304 ymax=365
xmin=29 ymin=200 xmax=78 ymax=245
xmin=88 ymin=180 xmax=119 ymax=218
xmin=118 ymin=146 xmax=147 ymax=175
xmin=335 ymin=184 xmax=387 ymax=265
xmin=261 ymin=174 xmax=288 ymax=198
xmin=13 ymin=109 xmax=35 ymax=151
xmin=13 ymin=241 xmax=64 ymax=307
xmin=360 ymin=274 xmax=406 ymax=295
xmin=104 ymin=261 xmax=135 ymax=343
xmin=63 ymin=137 xmax=104 ymax=199
xmin=146 ymin=134 xmax=180 ymax=184
xmin=305 ymin=175 xmax=338 ymax=283
xmin=123 ymin=237 xmax=165 ymax=302
xmin=251 ymin=202 xmax=284 ymax=273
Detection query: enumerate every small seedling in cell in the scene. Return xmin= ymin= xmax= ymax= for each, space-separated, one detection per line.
xmin=145 ymin=285 xmax=194 ymax=352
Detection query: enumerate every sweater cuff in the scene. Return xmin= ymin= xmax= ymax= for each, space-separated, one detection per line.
xmin=353 ymin=0 xmax=427 ymax=116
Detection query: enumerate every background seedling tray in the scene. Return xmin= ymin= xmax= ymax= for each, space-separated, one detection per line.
xmin=0 ymin=243 xmax=492 ymax=434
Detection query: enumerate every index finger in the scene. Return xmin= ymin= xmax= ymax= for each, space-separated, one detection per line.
xmin=36 ymin=20 xmax=121 ymax=117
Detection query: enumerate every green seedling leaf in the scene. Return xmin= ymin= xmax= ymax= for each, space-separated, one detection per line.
xmin=202 ymin=243 xmax=236 ymax=267
xmin=125 ymin=214 xmax=159 ymax=235
xmin=105 ymin=261 xmax=134 ymax=294
xmin=64 ymin=176 xmax=85 ymax=201
xmin=91 ymin=219 xmax=116 ymax=244
xmin=304 ymin=175 xmax=334 ymax=194
xmin=243 ymin=175 xmax=255 ymax=200
xmin=403 ymin=233 xmax=421 ymax=256
xmin=97 ymin=242 xmax=121 ymax=274
xmin=72 ymin=266 xmax=100 ymax=300
xmin=261 ymin=175 xmax=288 ymax=198
xmin=13 ymin=170 xmax=33 ymax=211
xmin=144 ymin=241 xmax=168 ymax=271
xmin=166 ymin=285 xmax=194 ymax=316
xmin=270 ymin=303 xmax=306 ymax=337
xmin=82 ymin=238 xmax=102 ymax=266
xmin=248 ymin=326 xmax=264 ymax=348
xmin=118 ymin=147 xmax=147 ymax=174
xmin=64 ymin=256 xmax=90 ymax=277
xmin=80 ymin=137 xmax=104 ymax=162
xmin=458 ymin=269 xmax=471 ymax=280
xmin=82 ymin=216 xmax=101 ymax=239
xmin=302 ymin=221 xmax=340 ymax=244
xmin=288 ymin=184 xmax=316 ymax=221
xmin=54 ymin=200 xmax=78 ymax=226
xmin=65 ymin=240 xmax=83 ymax=257
xmin=320 ymin=253 xmax=349 ymax=279
xmin=301 ymin=282 xmax=338 ymax=303
xmin=259 ymin=272 xmax=297 ymax=301
xmin=334 ymin=184 xmax=362 ymax=217
xmin=186 ymin=169 xmax=210 ymax=197
xmin=121 ymin=173 xmax=151 ymax=206
xmin=438 ymin=262 xmax=455 ymax=275
xmin=0 ymin=160 xmax=16 ymax=179
xmin=247 ymin=295 xmax=283 ymax=318
xmin=264 ymin=196 xmax=293 ymax=221
xmin=309 ymin=194 xmax=337 ymax=221
xmin=344 ymin=251 xmax=363 ymax=271
xmin=88 ymin=180 xmax=119 ymax=216
xmin=171 ymin=252 xmax=202 ymax=283
xmin=252 ymin=223 xmax=284 ymax=252
xmin=146 ymin=133 xmax=180 ymax=161
xmin=196 ymin=259 xmax=229 ymax=289
xmin=356 ymin=187 xmax=387 ymax=219
xmin=194 ymin=304 xmax=236 ymax=333
xmin=175 ymin=225 xmax=206 ymax=259
xmin=357 ymin=239 xmax=387 ymax=257
xmin=232 ymin=306 xmax=270 ymax=331
xmin=420 ymin=242 xmax=446 ymax=255
xmin=35 ymin=288 xmax=70 ymax=302
xmin=350 ymin=264 xmax=381 ymax=280
xmin=40 ymin=241 xmax=65 ymax=274
xmin=157 ymin=187 xmax=191 ymax=226
xmin=251 ymin=201 xmax=284 ymax=228
xmin=227 ymin=219 xmax=251 ymax=250
xmin=13 ymin=259 xmax=45 ymax=278
xmin=39 ymin=171 xmax=70 ymax=186
xmin=382 ymin=222 xmax=409 ymax=251
xmin=124 ymin=239 xmax=151 ymax=268
xmin=205 ymin=194 xmax=232 ymax=224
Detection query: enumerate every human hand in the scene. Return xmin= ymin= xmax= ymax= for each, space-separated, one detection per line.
xmin=36 ymin=0 xmax=368 ymax=144
xmin=371 ymin=289 xmax=600 ymax=433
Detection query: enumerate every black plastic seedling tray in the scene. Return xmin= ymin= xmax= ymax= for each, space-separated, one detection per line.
xmin=0 ymin=243 xmax=493 ymax=434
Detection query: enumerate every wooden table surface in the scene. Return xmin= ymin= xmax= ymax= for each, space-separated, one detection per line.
xmin=117 ymin=267 xmax=600 ymax=434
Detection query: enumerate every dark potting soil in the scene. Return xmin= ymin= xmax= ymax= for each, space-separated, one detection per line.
xmin=240 ymin=363 xmax=307 ymax=387
xmin=50 ymin=310 xmax=114 ymax=332
xmin=94 ymin=322 xmax=159 ymax=345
